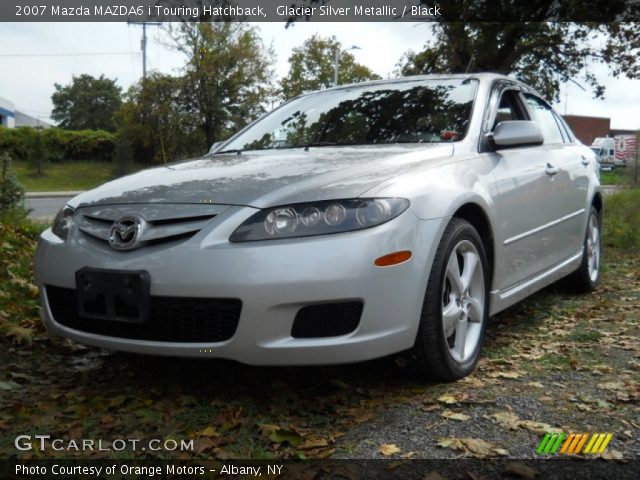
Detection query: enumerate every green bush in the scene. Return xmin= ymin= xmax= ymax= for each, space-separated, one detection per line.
xmin=603 ymin=187 xmax=640 ymax=251
xmin=0 ymin=126 xmax=116 ymax=163
xmin=0 ymin=153 xmax=25 ymax=214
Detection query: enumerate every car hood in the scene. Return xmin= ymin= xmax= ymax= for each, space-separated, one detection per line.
xmin=69 ymin=144 xmax=454 ymax=209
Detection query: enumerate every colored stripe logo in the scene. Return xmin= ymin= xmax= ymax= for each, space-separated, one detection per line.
xmin=536 ymin=433 xmax=612 ymax=455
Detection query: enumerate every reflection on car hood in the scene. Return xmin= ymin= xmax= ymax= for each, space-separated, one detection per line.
xmin=69 ymin=144 xmax=454 ymax=209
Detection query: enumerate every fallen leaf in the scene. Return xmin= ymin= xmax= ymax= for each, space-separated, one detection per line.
xmin=100 ymin=415 xmax=114 ymax=425
xmin=491 ymin=411 xmax=561 ymax=435
xmin=379 ymin=444 xmax=401 ymax=456
xmin=441 ymin=410 xmax=470 ymax=421
xmin=258 ymin=423 xmax=279 ymax=436
xmin=197 ymin=426 xmax=221 ymax=437
xmin=354 ymin=412 xmax=374 ymax=423
xmin=601 ymin=449 xmax=624 ymax=460
xmin=269 ymin=429 xmax=302 ymax=447
xmin=5 ymin=326 xmax=34 ymax=345
xmin=487 ymin=371 xmax=522 ymax=379
xmin=437 ymin=437 xmax=498 ymax=458
xmin=0 ymin=381 xmax=22 ymax=391
xmin=298 ymin=437 xmax=329 ymax=450
xmin=437 ymin=394 xmax=459 ymax=404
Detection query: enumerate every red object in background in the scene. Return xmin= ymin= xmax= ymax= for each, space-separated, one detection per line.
xmin=440 ymin=130 xmax=458 ymax=141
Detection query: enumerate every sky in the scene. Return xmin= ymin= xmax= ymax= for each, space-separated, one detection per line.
xmin=0 ymin=22 xmax=638 ymax=130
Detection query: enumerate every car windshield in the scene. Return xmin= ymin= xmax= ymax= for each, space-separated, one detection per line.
xmin=220 ymin=78 xmax=478 ymax=152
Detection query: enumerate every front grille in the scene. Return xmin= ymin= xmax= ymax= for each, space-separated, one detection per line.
xmin=291 ymin=302 xmax=363 ymax=338
xmin=46 ymin=286 xmax=241 ymax=343
xmin=75 ymin=204 xmax=229 ymax=250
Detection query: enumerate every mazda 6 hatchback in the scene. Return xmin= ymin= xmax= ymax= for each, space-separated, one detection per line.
xmin=35 ymin=74 xmax=601 ymax=381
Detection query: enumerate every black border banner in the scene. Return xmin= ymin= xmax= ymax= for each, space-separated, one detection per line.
xmin=3 ymin=0 xmax=640 ymax=22
xmin=3 ymin=458 xmax=639 ymax=480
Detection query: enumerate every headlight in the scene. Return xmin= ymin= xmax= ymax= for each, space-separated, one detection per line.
xmin=51 ymin=205 xmax=75 ymax=240
xmin=229 ymin=198 xmax=409 ymax=242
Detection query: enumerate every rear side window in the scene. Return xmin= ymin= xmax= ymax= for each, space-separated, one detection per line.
xmin=553 ymin=112 xmax=575 ymax=143
xmin=524 ymin=95 xmax=564 ymax=144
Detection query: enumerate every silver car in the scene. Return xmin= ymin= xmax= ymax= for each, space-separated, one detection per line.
xmin=34 ymin=74 xmax=601 ymax=381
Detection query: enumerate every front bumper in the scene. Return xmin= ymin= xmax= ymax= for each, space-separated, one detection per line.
xmin=34 ymin=205 xmax=446 ymax=365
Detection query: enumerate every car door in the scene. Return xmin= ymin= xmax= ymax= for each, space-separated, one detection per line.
xmin=522 ymin=94 xmax=588 ymax=262
xmin=483 ymin=86 xmax=567 ymax=292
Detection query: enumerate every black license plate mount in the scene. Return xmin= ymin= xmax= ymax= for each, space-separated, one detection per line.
xmin=75 ymin=268 xmax=150 ymax=323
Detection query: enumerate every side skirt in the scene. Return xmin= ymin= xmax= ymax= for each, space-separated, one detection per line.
xmin=489 ymin=249 xmax=583 ymax=316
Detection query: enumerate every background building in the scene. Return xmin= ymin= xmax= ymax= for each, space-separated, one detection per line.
xmin=563 ymin=115 xmax=611 ymax=146
xmin=0 ymin=95 xmax=52 ymax=128
xmin=0 ymin=96 xmax=16 ymax=128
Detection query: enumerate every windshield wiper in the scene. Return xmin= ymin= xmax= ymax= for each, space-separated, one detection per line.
xmin=303 ymin=142 xmax=339 ymax=151
xmin=213 ymin=149 xmax=243 ymax=155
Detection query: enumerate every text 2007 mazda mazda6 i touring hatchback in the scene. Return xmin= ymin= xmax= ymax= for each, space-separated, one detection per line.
xmin=35 ymin=74 xmax=602 ymax=381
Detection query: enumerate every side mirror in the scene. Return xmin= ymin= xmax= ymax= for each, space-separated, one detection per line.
xmin=490 ymin=121 xmax=543 ymax=149
xmin=208 ymin=141 xmax=223 ymax=154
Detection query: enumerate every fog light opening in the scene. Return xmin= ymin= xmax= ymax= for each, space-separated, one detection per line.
xmin=374 ymin=250 xmax=412 ymax=267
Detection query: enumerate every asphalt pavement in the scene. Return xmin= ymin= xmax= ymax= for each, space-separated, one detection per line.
xmin=25 ymin=192 xmax=82 ymax=222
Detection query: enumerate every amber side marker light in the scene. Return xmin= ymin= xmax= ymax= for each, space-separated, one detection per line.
xmin=374 ymin=250 xmax=412 ymax=267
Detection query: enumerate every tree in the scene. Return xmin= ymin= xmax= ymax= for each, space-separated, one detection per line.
xmin=117 ymin=73 xmax=204 ymax=165
xmin=27 ymin=127 xmax=47 ymax=176
xmin=165 ymin=22 xmax=276 ymax=147
xmin=397 ymin=17 xmax=639 ymax=101
xmin=281 ymin=34 xmax=381 ymax=100
xmin=51 ymin=74 xmax=122 ymax=131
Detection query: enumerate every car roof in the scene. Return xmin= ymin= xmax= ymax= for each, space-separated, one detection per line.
xmin=313 ymin=72 xmax=546 ymax=104
xmin=324 ymin=72 xmax=507 ymax=90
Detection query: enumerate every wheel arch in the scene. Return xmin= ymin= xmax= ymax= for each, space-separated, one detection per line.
xmin=592 ymin=191 xmax=603 ymax=219
xmin=452 ymin=203 xmax=495 ymax=283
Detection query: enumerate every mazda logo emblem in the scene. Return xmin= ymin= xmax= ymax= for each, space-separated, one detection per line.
xmin=109 ymin=216 xmax=144 ymax=251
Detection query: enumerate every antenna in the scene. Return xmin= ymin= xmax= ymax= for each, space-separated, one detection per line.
xmin=127 ymin=21 xmax=161 ymax=79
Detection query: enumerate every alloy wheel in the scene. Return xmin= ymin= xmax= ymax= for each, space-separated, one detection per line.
xmin=442 ymin=240 xmax=486 ymax=363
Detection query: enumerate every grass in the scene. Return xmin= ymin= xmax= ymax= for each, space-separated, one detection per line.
xmin=603 ymin=187 xmax=640 ymax=250
xmin=600 ymin=168 xmax=626 ymax=185
xmin=14 ymin=161 xmax=127 ymax=191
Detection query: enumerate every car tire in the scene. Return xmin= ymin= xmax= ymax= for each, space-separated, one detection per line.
xmin=413 ymin=218 xmax=490 ymax=381
xmin=564 ymin=206 xmax=601 ymax=293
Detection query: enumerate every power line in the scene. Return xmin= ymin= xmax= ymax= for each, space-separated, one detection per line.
xmin=0 ymin=52 xmax=140 ymax=57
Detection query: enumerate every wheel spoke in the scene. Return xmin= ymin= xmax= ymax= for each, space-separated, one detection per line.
xmin=442 ymin=303 xmax=461 ymax=334
xmin=460 ymin=252 xmax=479 ymax=292
xmin=467 ymin=297 xmax=484 ymax=322
xmin=446 ymin=252 xmax=463 ymax=295
xmin=453 ymin=317 xmax=468 ymax=359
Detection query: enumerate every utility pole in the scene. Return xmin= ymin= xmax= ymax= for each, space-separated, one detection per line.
xmin=128 ymin=21 xmax=161 ymax=79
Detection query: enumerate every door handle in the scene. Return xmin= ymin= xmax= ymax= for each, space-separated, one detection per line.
xmin=545 ymin=163 xmax=558 ymax=176
xmin=581 ymin=155 xmax=590 ymax=166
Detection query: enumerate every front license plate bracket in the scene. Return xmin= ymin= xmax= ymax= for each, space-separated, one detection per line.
xmin=75 ymin=268 xmax=150 ymax=323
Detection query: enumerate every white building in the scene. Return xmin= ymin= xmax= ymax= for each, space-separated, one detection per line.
xmin=0 ymin=95 xmax=52 ymax=128
xmin=0 ymin=96 xmax=16 ymax=128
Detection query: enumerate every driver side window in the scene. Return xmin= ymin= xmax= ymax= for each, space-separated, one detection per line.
xmin=492 ymin=90 xmax=526 ymax=131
